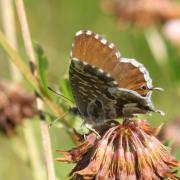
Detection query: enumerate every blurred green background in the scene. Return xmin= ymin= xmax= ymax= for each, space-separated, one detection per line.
xmin=0 ymin=0 xmax=180 ymax=179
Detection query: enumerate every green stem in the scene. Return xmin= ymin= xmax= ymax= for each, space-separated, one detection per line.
xmin=23 ymin=120 xmax=46 ymax=180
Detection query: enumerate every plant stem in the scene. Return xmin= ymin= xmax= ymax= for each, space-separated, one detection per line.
xmin=0 ymin=0 xmax=21 ymax=83
xmin=40 ymin=120 xmax=56 ymax=180
xmin=0 ymin=0 xmax=47 ymax=179
xmin=23 ymin=120 xmax=46 ymax=180
xmin=15 ymin=0 xmax=56 ymax=179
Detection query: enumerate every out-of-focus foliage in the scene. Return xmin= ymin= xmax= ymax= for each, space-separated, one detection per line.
xmin=0 ymin=0 xmax=180 ymax=179
xmin=35 ymin=44 xmax=49 ymax=96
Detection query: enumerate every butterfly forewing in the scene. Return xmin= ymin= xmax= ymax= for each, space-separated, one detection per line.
xmin=117 ymin=60 xmax=152 ymax=96
xmin=71 ymin=30 xmax=152 ymax=97
xmin=72 ymin=30 xmax=118 ymax=72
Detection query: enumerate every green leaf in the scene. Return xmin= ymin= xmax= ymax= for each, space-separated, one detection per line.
xmin=35 ymin=43 xmax=49 ymax=96
xmin=59 ymin=78 xmax=74 ymax=103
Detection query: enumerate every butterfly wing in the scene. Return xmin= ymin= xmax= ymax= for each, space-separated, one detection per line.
xmin=69 ymin=30 xmax=154 ymax=123
xmin=69 ymin=58 xmax=118 ymax=124
xmin=71 ymin=30 xmax=153 ymax=97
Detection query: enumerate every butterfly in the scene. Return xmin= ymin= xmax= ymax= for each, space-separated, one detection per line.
xmin=69 ymin=30 xmax=162 ymax=127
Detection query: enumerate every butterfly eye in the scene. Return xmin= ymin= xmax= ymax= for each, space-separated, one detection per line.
xmin=140 ymin=85 xmax=147 ymax=90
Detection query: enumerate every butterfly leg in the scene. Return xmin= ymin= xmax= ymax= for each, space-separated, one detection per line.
xmin=123 ymin=116 xmax=132 ymax=125
xmin=85 ymin=124 xmax=101 ymax=139
xmin=80 ymin=120 xmax=101 ymax=139
xmin=80 ymin=120 xmax=88 ymax=140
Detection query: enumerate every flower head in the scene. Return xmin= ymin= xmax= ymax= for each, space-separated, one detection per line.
xmin=101 ymin=0 xmax=180 ymax=26
xmin=57 ymin=120 xmax=180 ymax=180
xmin=0 ymin=81 xmax=37 ymax=136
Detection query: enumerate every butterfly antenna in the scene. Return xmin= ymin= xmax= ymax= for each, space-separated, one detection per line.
xmin=155 ymin=109 xmax=165 ymax=116
xmin=48 ymin=111 xmax=68 ymax=128
xmin=150 ymin=87 xmax=164 ymax=91
xmin=48 ymin=86 xmax=73 ymax=103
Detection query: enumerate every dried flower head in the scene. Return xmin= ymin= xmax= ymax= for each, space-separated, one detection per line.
xmin=57 ymin=120 xmax=180 ymax=180
xmin=0 ymin=81 xmax=37 ymax=136
xmin=101 ymin=0 xmax=180 ymax=26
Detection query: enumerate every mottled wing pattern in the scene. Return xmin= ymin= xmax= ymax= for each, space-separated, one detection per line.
xmin=69 ymin=58 xmax=118 ymax=123
xmin=71 ymin=30 xmax=153 ymax=97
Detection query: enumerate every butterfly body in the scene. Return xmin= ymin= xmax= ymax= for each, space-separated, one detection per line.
xmin=69 ymin=30 xmax=155 ymax=127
